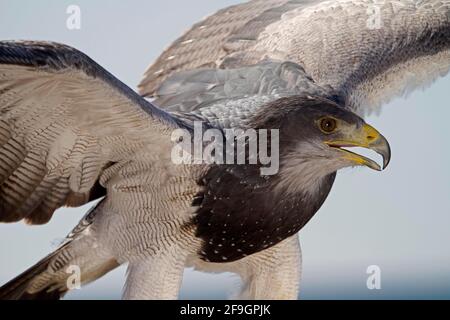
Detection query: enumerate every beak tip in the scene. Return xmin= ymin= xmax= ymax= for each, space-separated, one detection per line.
xmin=374 ymin=133 xmax=391 ymax=171
xmin=381 ymin=146 xmax=391 ymax=171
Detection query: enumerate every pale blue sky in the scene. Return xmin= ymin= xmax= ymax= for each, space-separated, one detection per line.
xmin=0 ymin=0 xmax=449 ymax=299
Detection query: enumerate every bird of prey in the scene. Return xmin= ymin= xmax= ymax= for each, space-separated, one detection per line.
xmin=0 ymin=0 xmax=449 ymax=300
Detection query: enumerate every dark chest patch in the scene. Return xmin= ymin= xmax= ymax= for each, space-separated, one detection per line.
xmin=193 ymin=165 xmax=335 ymax=263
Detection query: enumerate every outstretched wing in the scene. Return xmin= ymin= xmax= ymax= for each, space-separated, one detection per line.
xmin=140 ymin=0 xmax=450 ymax=116
xmin=0 ymin=41 xmax=193 ymax=225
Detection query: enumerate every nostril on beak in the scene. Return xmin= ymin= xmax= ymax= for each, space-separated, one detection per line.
xmin=367 ymin=135 xmax=376 ymax=142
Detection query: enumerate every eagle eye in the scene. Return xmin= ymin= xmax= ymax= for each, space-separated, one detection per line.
xmin=319 ymin=117 xmax=337 ymax=134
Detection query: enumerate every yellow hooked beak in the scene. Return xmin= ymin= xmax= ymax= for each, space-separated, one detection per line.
xmin=325 ymin=124 xmax=391 ymax=171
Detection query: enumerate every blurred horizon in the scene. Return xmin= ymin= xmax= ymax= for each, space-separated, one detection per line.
xmin=0 ymin=0 xmax=449 ymax=300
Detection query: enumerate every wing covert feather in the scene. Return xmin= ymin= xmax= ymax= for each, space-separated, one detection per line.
xmin=0 ymin=41 xmax=190 ymax=224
